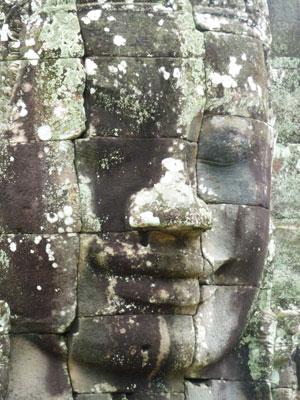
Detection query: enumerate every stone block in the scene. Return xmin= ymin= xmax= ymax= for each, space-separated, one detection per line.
xmin=271 ymin=65 xmax=300 ymax=144
xmin=68 ymin=315 xmax=195 ymax=393
xmin=75 ymin=138 xmax=207 ymax=232
xmin=184 ymin=379 xmax=272 ymax=400
xmin=0 ymin=0 xmax=83 ymax=60
xmin=78 ymin=3 xmax=204 ymax=58
xmin=200 ymin=204 xmax=269 ymax=285
xmin=192 ymin=0 xmax=270 ymax=43
xmin=0 ymin=141 xmax=81 ymax=234
xmin=197 ymin=344 xmax=251 ymax=381
xmin=0 ymin=334 xmax=10 ymax=400
xmin=269 ymin=0 xmax=300 ymax=57
xmin=0 ymin=234 xmax=78 ymax=333
xmin=272 ymin=145 xmax=300 ymax=221
xmin=8 ymin=334 xmax=73 ymax=400
xmin=186 ymin=285 xmax=258 ymax=377
xmin=84 ymin=57 xmax=205 ymax=140
xmin=0 ymin=59 xmax=85 ymax=142
xmin=272 ymin=388 xmax=297 ymax=400
xmin=0 ymin=301 xmax=10 ymax=334
xmin=197 ymin=116 xmax=271 ymax=207
xmin=204 ymin=32 xmax=268 ymax=121
xmin=271 ymin=223 xmax=300 ymax=310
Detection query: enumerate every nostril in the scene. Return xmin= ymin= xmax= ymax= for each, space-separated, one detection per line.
xmin=138 ymin=232 xmax=149 ymax=247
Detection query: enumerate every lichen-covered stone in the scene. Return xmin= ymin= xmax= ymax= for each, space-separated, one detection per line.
xmin=272 ymin=145 xmax=300 ymax=221
xmin=186 ymin=285 xmax=258 ymax=377
xmin=0 ymin=141 xmax=81 ymax=233
xmin=192 ymin=0 xmax=271 ymax=44
xmin=271 ymin=65 xmax=300 ymax=144
xmin=271 ymin=310 xmax=300 ymax=389
xmin=0 ymin=302 xmax=10 ymax=399
xmin=197 ymin=116 xmax=271 ymax=207
xmin=75 ymin=138 xmax=202 ymax=232
xmin=199 ymin=204 xmax=269 ymax=285
xmin=0 ymin=301 xmax=10 ymax=335
xmin=271 ymin=223 xmax=300 ymax=310
xmin=84 ymin=57 xmax=205 ymax=140
xmin=78 ymin=2 xmax=204 ymax=58
xmin=0 ymin=59 xmax=85 ymax=142
xmin=272 ymin=388 xmax=298 ymax=400
xmin=184 ymin=379 xmax=272 ymax=400
xmin=204 ymin=32 xmax=268 ymax=121
xmin=0 ymin=234 xmax=78 ymax=333
xmin=8 ymin=334 xmax=73 ymax=399
xmin=0 ymin=334 xmax=9 ymax=400
xmin=0 ymin=0 xmax=83 ymax=60
xmin=68 ymin=315 xmax=195 ymax=393
xmin=269 ymin=0 xmax=300 ymax=57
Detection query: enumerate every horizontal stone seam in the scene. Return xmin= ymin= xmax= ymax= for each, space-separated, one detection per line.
xmin=0 ymin=56 xmax=84 ymax=63
xmin=197 ymin=28 xmax=268 ymax=46
xmin=184 ymin=377 xmax=272 ymax=383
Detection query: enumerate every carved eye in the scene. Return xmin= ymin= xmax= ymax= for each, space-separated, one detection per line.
xmin=197 ymin=119 xmax=250 ymax=166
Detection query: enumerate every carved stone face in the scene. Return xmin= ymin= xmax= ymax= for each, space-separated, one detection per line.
xmin=0 ymin=0 xmax=271 ymax=398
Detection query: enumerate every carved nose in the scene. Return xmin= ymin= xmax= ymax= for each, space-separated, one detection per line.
xmin=126 ymin=158 xmax=212 ymax=234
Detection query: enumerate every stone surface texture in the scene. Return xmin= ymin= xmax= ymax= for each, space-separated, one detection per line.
xmin=201 ymin=1 xmax=300 ymax=399
xmin=0 ymin=0 xmax=287 ymax=398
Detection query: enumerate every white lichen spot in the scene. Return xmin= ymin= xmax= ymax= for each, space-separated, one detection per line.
xmin=199 ymin=14 xmax=221 ymax=29
xmin=158 ymin=19 xmax=164 ymax=26
xmin=104 ymin=27 xmax=110 ymax=32
xmin=24 ymin=49 xmax=39 ymax=59
xmin=140 ymin=212 xmax=160 ymax=226
xmin=247 ymin=76 xmax=257 ymax=91
xmin=58 ymin=227 xmax=65 ymax=233
xmin=9 ymin=242 xmax=17 ymax=252
xmin=82 ymin=10 xmax=102 ymax=24
xmin=63 ymin=206 xmax=73 ymax=217
xmin=108 ymin=65 xmax=118 ymax=74
xmin=162 ymin=158 xmax=184 ymax=172
xmin=87 ymin=10 xmax=102 ymax=20
xmin=64 ymin=217 xmax=74 ymax=226
xmin=25 ymin=38 xmax=35 ymax=46
xmin=9 ymin=156 xmax=14 ymax=162
xmin=228 ymin=56 xmax=242 ymax=78
xmin=118 ymin=60 xmax=127 ymax=73
xmin=0 ymin=24 xmax=9 ymax=41
xmin=36 ymin=285 xmax=42 ymax=291
xmin=173 ymin=68 xmax=180 ymax=79
xmin=159 ymin=66 xmax=170 ymax=80
xmin=107 ymin=15 xmax=116 ymax=21
xmin=196 ymin=85 xmax=205 ymax=96
xmin=34 ymin=236 xmax=42 ymax=245
xmin=46 ymin=213 xmax=58 ymax=224
xmin=209 ymin=72 xmax=237 ymax=89
xmin=85 ymin=59 xmax=98 ymax=75
xmin=45 ymin=243 xmax=55 ymax=261
xmin=113 ymin=35 xmax=126 ymax=46
xmin=38 ymin=125 xmax=52 ymax=141
xmin=242 ymin=53 xmax=247 ymax=61
xmin=52 ymin=263 xmax=58 ymax=268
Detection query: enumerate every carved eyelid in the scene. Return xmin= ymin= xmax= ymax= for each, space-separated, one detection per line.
xmin=198 ymin=129 xmax=250 ymax=166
